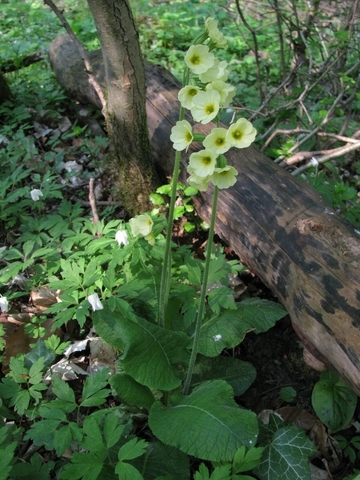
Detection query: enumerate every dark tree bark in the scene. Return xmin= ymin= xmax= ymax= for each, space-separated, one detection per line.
xmin=48 ymin=36 xmax=360 ymax=395
xmin=0 ymin=71 xmax=13 ymax=104
xmin=86 ymin=0 xmax=159 ymax=215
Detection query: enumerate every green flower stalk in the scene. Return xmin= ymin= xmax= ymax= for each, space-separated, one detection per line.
xmin=182 ymin=185 xmax=219 ymax=395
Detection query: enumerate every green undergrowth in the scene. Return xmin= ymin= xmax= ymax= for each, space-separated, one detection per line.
xmin=0 ymin=2 xmax=359 ymax=480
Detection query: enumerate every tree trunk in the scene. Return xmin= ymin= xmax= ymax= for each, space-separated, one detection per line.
xmin=48 ymin=37 xmax=360 ymax=395
xmin=86 ymin=0 xmax=159 ymax=215
xmin=0 ymin=71 xmax=13 ymax=104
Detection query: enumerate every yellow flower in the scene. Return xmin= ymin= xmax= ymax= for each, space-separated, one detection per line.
xmin=188 ymin=149 xmax=217 ymax=177
xmin=206 ymin=80 xmax=236 ymax=107
xmin=226 ymin=118 xmax=257 ymax=148
xmin=170 ymin=120 xmax=193 ymax=151
xmin=210 ymin=166 xmax=238 ymax=189
xmin=203 ymin=127 xmax=231 ymax=155
xmin=187 ymin=173 xmax=210 ymax=192
xmin=199 ymin=59 xmax=229 ymax=83
xmin=185 ymin=44 xmax=215 ymax=75
xmin=191 ymin=89 xmax=220 ymax=124
xmin=178 ymin=85 xmax=201 ymax=110
xmin=205 ymin=18 xmax=227 ymax=48
xmin=129 ymin=214 xmax=154 ymax=237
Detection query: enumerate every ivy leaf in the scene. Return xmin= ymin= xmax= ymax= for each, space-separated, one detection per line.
xmin=80 ymin=368 xmax=109 ymax=407
xmin=254 ymin=425 xmax=317 ymax=480
xmin=24 ymin=340 xmax=55 ymax=368
xmin=149 ymin=380 xmax=258 ymax=462
xmin=94 ymin=306 xmax=190 ymax=391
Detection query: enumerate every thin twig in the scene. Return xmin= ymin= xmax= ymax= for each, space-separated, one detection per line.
xmin=291 ymin=140 xmax=360 ymax=176
xmin=43 ymin=0 xmax=106 ymax=111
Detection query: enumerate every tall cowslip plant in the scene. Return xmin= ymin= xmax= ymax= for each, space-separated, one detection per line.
xmin=92 ymin=17 xmax=286 ymax=464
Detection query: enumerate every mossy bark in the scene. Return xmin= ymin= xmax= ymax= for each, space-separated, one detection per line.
xmin=86 ymin=0 xmax=159 ymax=215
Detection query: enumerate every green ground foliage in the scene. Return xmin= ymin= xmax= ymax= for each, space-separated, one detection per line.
xmin=0 ymin=1 xmax=359 ymax=479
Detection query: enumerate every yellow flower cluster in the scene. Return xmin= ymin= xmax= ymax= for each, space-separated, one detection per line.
xmin=170 ymin=17 xmax=257 ymax=191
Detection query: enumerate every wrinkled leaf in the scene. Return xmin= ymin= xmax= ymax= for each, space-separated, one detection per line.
xmin=149 ymin=380 xmax=258 ymax=461
xmin=94 ymin=306 xmax=190 ymax=391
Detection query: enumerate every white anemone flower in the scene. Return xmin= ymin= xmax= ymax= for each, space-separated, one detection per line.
xmin=170 ymin=120 xmax=193 ymax=151
xmin=115 ymin=230 xmax=129 ymax=246
xmin=30 ymin=189 xmax=43 ymax=201
xmin=129 ymin=214 xmax=154 ymax=237
xmin=0 ymin=296 xmax=9 ymax=312
xmin=188 ymin=149 xmax=217 ymax=177
xmin=185 ymin=44 xmax=215 ymax=75
xmin=191 ymin=89 xmax=220 ymax=124
xmin=199 ymin=59 xmax=229 ymax=83
xmin=210 ymin=166 xmax=238 ymax=189
xmin=87 ymin=293 xmax=104 ymax=311
xmin=226 ymin=118 xmax=257 ymax=148
xmin=205 ymin=17 xmax=227 ymax=48
xmin=203 ymin=128 xmax=231 ymax=155
xmin=178 ymin=85 xmax=201 ymax=110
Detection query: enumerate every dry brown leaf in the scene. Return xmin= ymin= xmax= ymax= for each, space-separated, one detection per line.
xmin=30 ymin=287 xmax=61 ymax=311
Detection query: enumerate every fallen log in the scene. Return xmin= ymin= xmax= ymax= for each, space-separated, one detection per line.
xmin=49 ymin=35 xmax=360 ymax=394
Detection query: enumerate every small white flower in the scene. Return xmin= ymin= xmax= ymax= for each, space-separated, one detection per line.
xmin=115 ymin=230 xmax=129 ymax=246
xmin=185 ymin=44 xmax=215 ymax=75
xmin=87 ymin=293 xmax=104 ymax=311
xmin=0 ymin=296 xmax=9 ymax=312
xmin=213 ymin=334 xmax=222 ymax=342
xmin=178 ymin=85 xmax=201 ymax=110
xmin=226 ymin=118 xmax=257 ymax=148
xmin=191 ymin=89 xmax=220 ymax=124
xmin=129 ymin=214 xmax=154 ymax=237
xmin=199 ymin=59 xmax=229 ymax=83
xmin=188 ymin=149 xmax=217 ymax=177
xmin=205 ymin=18 xmax=227 ymax=48
xmin=206 ymin=80 xmax=236 ymax=107
xmin=170 ymin=120 xmax=193 ymax=151
xmin=210 ymin=166 xmax=238 ymax=189
xmin=30 ymin=189 xmax=43 ymax=201
xmin=203 ymin=128 xmax=231 ymax=155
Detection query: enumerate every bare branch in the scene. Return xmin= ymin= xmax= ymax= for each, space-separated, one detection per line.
xmin=43 ymin=0 xmax=106 ymax=111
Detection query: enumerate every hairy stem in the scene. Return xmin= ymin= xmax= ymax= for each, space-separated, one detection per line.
xmin=182 ymin=186 xmax=219 ymax=395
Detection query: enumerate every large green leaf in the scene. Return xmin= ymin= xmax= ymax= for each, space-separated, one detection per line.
xmin=311 ymin=370 xmax=357 ymax=431
xmin=93 ymin=306 xmax=190 ymax=391
xmin=110 ymin=373 xmax=155 ymax=410
xmin=131 ymin=441 xmax=190 ymax=480
xmin=192 ymin=355 xmax=256 ymax=396
xmin=254 ymin=425 xmax=317 ymax=480
xmin=198 ymin=299 xmax=286 ymax=357
xmin=149 ymin=380 xmax=258 ymax=462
